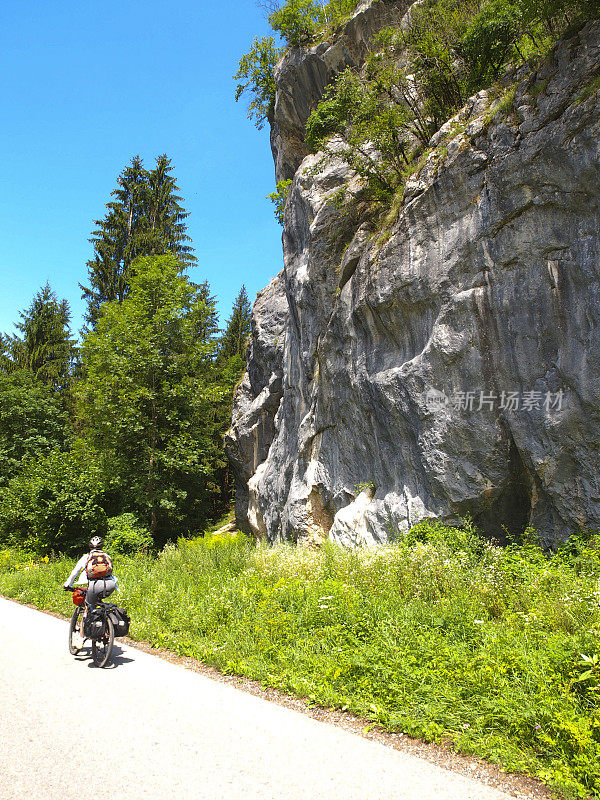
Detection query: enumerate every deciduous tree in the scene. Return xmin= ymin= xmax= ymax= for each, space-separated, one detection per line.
xmin=79 ymin=255 xmax=225 ymax=542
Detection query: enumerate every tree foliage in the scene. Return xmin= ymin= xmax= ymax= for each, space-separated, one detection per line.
xmin=78 ymin=255 xmax=226 ymax=543
xmin=0 ymin=370 xmax=69 ymax=487
xmin=234 ymin=36 xmax=281 ymax=129
xmin=268 ymin=0 xmax=358 ymax=46
xmin=4 ymin=283 xmax=76 ymax=393
xmin=0 ymin=439 xmax=109 ymax=555
xmin=268 ymin=0 xmax=323 ymax=46
xmin=234 ymin=1 xmax=359 ymax=129
xmin=219 ymin=286 xmax=253 ymax=361
xmin=81 ymin=155 xmax=196 ymax=327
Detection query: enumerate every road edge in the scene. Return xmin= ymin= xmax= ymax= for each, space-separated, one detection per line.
xmin=0 ymin=593 xmax=554 ymax=800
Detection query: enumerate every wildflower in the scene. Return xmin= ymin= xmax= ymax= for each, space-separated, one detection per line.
xmin=462 ymin=723 xmax=470 ymax=729
xmin=535 ymin=724 xmax=541 ymax=730
xmin=474 ymin=619 xmax=484 ymax=624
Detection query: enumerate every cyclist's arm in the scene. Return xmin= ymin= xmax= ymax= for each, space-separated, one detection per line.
xmin=63 ymin=554 xmax=89 ymax=589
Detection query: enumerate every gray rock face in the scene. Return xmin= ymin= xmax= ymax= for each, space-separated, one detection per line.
xmin=228 ymin=15 xmax=600 ymax=547
xmin=225 ymin=274 xmax=287 ymax=535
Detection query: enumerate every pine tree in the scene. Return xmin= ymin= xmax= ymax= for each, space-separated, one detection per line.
xmin=143 ymin=154 xmax=196 ymax=263
xmin=0 ymin=334 xmax=16 ymax=373
xmin=219 ymin=285 xmax=253 ymax=361
xmin=12 ymin=283 xmax=76 ymax=392
xmin=81 ymin=154 xmax=196 ymax=327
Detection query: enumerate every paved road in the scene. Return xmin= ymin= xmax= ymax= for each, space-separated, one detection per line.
xmin=0 ymin=597 xmax=517 ymax=800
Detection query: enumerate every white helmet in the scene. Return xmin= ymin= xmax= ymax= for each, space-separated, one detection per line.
xmin=89 ymin=536 xmax=104 ymax=550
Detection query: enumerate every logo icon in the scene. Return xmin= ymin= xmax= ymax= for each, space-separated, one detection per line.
xmin=425 ymin=388 xmax=449 ymax=413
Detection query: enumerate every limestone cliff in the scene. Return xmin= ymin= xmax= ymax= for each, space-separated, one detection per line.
xmin=226 ymin=5 xmax=600 ymax=547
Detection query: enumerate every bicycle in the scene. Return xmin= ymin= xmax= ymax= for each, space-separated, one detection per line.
xmin=66 ymin=586 xmax=115 ymax=668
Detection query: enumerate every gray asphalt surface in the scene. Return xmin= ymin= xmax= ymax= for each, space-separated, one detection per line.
xmin=0 ymin=596 xmax=517 ymax=800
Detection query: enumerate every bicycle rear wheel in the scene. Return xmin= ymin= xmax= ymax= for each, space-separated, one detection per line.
xmin=92 ymin=615 xmax=114 ymax=668
xmin=68 ymin=607 xmax=84 ymax=655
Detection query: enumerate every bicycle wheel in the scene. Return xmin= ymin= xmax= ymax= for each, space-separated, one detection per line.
xmin=92 ymin=615 xmax=114 ymax=668
xmin=68 ymin=607 xmax=84 ymax=655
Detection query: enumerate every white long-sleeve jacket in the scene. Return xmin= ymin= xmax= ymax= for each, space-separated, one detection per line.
xmin=64 ymin=552 xmax=118 ymax=589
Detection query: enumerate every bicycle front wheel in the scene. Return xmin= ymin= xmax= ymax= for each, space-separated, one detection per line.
xmin=92 ymin=616 xmax=114 ymax=668
xmin=68 ymin=607 xmax=83 ymax=655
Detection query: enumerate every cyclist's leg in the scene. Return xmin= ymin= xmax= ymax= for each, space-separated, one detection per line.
xmin=86 ymin=578 xmax=116 ymax=608
xmin=102 ymin=577 xmax=117 ymax=601
xmin=85 ymin=579 xmax=100 ymax=608
xmin=84 ymin=580 xmax=101 ymax=635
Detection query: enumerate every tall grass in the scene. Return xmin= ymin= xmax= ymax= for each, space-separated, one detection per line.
xmin=1 ymin=522 xmax=599 ymax=798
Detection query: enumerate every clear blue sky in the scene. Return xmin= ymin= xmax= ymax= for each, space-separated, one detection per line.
xmin=0 ymin=0 xmax=283 ymax=335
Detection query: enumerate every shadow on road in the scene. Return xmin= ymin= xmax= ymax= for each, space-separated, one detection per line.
xmin=73 ymin=643 xmax=135 ymax=669
xmin=82 ymin=644 xmax=135 ymax=669
xmin=109 ymin=645 xmax=135 ymax=667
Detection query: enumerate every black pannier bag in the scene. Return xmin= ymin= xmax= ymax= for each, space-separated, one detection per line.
xmin=108 ymin=607 xmax=130 ymax=637
xmin=84 ymin=608 xmax=105 ymax=639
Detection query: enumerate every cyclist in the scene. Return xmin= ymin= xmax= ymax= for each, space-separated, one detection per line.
xmin=64 ymin=536 xmax=118 ymax=638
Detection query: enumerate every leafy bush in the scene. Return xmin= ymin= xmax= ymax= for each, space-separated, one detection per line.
xmin=106 ymin=513 xmax=153 ymax=556
xmin=235 ymin=0 xmax=359 ymax=128
xmin=0 ymin=439 xmax=109 ymax=555
xmin=234 ymin=36 xmax=281 ymax=129
xmin=458 ymin=0 xmax=525 ymax=87
xmin=305 ymin=67 xmax=423 ymax=201
xmin=268 ymin=0 xmax=358 ymax=47
xmin=0 ymin=370 xmax=69 ymax=486
xmin=305 ymin=69 xmax=359 ymax=151
xmin=267 ymin=179 xmax=293 ymax=224
xmin=269 ymin=0 xmax=322 ymax=46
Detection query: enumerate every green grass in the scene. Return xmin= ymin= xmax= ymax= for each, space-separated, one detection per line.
xmin=574 ymin=74 xmax=600 ymax=106
xmin=1 ymin=522 xmax=599 ymax=798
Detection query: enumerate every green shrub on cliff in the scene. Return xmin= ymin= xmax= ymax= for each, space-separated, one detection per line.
xmin=235 ymin=0 xmax=359 ymax=127
xmin=301 ymin=0 xmax=600 ymax=211
xmin=267 ymin=179 xmax=293 ymax=224
xmin=268 ymin=0 xmax=358 ymax=46
xmin=234 ymin=36 xmax=281 ymax=129
xmin=268 ymin=0 xmax=322 ymax=46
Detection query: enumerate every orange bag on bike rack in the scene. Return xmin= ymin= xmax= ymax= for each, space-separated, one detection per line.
xmin=72 ymin=588 xmax=86 ymax=606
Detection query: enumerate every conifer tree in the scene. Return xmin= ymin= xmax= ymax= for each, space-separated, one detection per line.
xmin=0 ymin=334 xmax=16 ymax=374
xmin=81 ymin=154 xmax=196 ymax=327
xmin=144 ymin=154 xmax=196 ymax=261
xmin=12 ymin=283 xmax=76 ymax=392
xmin=219 ymin=285 xmax=253 ymax=361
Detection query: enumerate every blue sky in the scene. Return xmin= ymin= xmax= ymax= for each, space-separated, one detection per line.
xmin=0 ymin=0 xmax=283 ymax=335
